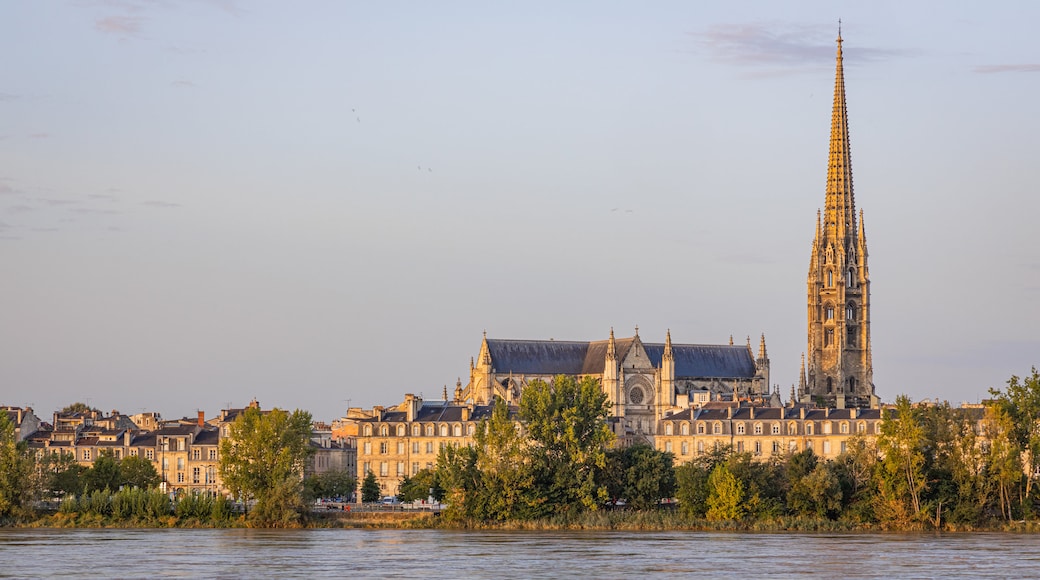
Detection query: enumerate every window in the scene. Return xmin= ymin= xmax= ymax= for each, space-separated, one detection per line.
xmin=130 ymin=448 xmax=138 ymax=457
xmin=665 ymin=442 xmax=672 ymax=453
xmin=380 ymin=462 xmax=388 ymax=477
xmin=114 ymin=449 xmax=122 ymax=459
xmin=363 ymin=442 xmax=371 ymax=455
xmin=425 ymin=442 xmax=433 ymax=454
xmin=736 ymin=441 xmax=744 ymax=453
xmin=397 ymin=462 xmax=404 ymax=476
xmin=847 ymin=327 xmax=856 ymax=347
xmin=192 ymin=467 xmax=200 ymax=484
xmin=789 ymin=441 xmax=798 ymax=453
xmin=772 ymin=441 xmax=780 ymax=454
xmin=177 ymin=472 xmax=184 ymax=483
xmin=192 ymin=448 xmax=201 ymax=460
xmin=209 ymin=449 xmax=217 ymax=460
xmin=754 ymin=441 xmax=762 ymax=455
xmin=823 ymin=422 xmax=832 ymax=434
xmin=697 ymin=441 xmax=705 ymax=453
xmin=439 ymin=425 xmax=448 ymax=437
xmin=467 ymin=424 xmax=475 ymax=435
xmin=665 ymin=423 xmax=673 ymax=436
xmin=681 ymin=441 xmax=689 ymax=455
xmin=806 ymin=423 xmax=814 ymax=435
xmin=412 ymin=424 xmax=420 ymax=436
xmin=697 ymin=423 xmax=705 ymax=435
xmin=806 ymin=441 xmax=813 ymax=451
xmin=412 ymin=442 xmax=419 ymax=454
xmin=379 ymin=442 xmax=388 ymax=454
xmin=177 ymin=457 xmax=184 ymax=470
xmin=827 ymin=270 xmax=834 ymax=286
xmin=206 ymin=467 xmax=215 ymax=484
xmin=857 ymin=422 xmax=867 ymax=434
xmin=847 ymin=303 xmax=856 ymax=320
xmin=380 ymin=425 xmax=388 ymax=437
xmin=425 ymin=425 xmax=434 ymax=436
xmin=83 ymin=449 xmax=91 ymax=461
xmin=412 ymin=462 xmax=419 ymax=475
xmin=847 ymin=270 xmax=855 ymax=288
xmin=453 ymin=425 xmax=461 ymax=437
xmin=680 ymin=423 xmax=689 ymax=436
xmin=840 ymin=422 xmax=849 ymax=434
xmin=146 ymin=449 xmax=154 ymax=460
xmin=841 ymin=441 xmax=847 ymax=454
xmin=713 ymin=422 xmax=722 ymax=435
xmin=825 ymin=329 xmax=834 ymax=347
xmin=177 ymin=439 xmax=185 ymax=451
xmin=363 ymin=461 xmax=370 ymax=474
xmin=397 ymin=442 xmax=405 ymax=454
xmin=788 ymin=422 xmax=798 ymax=435
xmin=396 ymin=425 xmax=405 ymax=437
xmin=737 ymin=423 xmax=746 ymax=435
xmin=822 ymin=441 xmax=831 ymax=455
xmin=771 ymin=424 xmax=780 ymax=435
xmin=826 ymin=306 xmax=834 ymax=320
xmin=753 ymin=423 xmax=762 ymax=435
xmin=363 ymin=425 xmax=372 ymax=436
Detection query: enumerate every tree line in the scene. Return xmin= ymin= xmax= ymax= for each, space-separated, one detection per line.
xmin=395 ymin=370 xmax=1040 ymax=529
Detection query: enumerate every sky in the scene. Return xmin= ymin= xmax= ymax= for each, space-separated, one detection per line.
xmin=3 ymin=1 xmax=1039 ymax=423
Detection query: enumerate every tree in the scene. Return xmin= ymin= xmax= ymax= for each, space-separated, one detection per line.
xmin=120 ymin=455 xmax=161 ymax=490
xmin=875 ymin=395 xmax=928 ymax=526
xmin=675 ymin=445 xmax=733 ymax=518
xmin=987 ymin=368 xmax=1040 ymax=518
xmin=361 ymin=471 xmax=381 ymax=503
xmin=83 ymin=451 xmax=123 ymax=493
xmin=303 ymin=469 xmax=356 ymax=502
xmin=59 ymin=402 xmax=99 ymax=415
xmin=43 ymin=453 xmax=88 ymax=498
xmin=470 ymin=397 xmax=539 ymax=520
xmin=218 ymin=406 xmax=314 ymax=525
xmin=398 ymin=469 xmax=442 ymax=503
xmin=603 ymin=444 xmax=675 ymax=510
xmin=705 ymin=463 xmax=745 ymax=521
xmin=520 ymin=376 xmax=615 ymax=513
xmin=0 ymin=413 xmax=35 ymax=518
xmin=788 ymin=464 xmax=843 ymax=518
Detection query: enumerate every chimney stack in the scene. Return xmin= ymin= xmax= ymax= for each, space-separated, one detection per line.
xmin=197 ymin=411 xmax=205 ymax=427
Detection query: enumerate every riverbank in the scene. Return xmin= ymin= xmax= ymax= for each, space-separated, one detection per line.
xmin=9 ymin=509 xmax=1040 ymax=533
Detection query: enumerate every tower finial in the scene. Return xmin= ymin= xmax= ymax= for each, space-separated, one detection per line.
xmin=838 ymin=18 xmax=842 ymax=42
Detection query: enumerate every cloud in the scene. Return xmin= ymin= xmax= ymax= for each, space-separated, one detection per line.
xmin=171 ymin=80 xmax=196 ymax=88
xmin=95 ymin=15 xmax=143 ymax=36
xmin=142 ymin=200 xmax=181 ymax=208
xmin=973 ymin=64 xmax=1040 ymax=74
xmin=28 ymin=133 xmax=50 ymax=139
xmin=691 ymin=23 xmax=909 ymax=75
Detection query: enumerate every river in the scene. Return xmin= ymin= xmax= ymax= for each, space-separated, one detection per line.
xmin=0 ymin=528 xmax=1036 ymax=578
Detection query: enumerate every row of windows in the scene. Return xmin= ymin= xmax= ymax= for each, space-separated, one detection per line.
xmin=363 ymin=423 xmax=476 ymax=437
xmin=362 ymin=461 xmax=434 ymax=478
xmin=362 ymin=440 xmax=450 ymax=456
xmin=662 ymin=420 xmax=876 ymax=436
xmin=663 ymin=439 xmax=849 ymax=456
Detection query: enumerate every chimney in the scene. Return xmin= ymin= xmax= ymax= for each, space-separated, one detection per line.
xmin=198 ymin=411 xmax=205 ymax=427
xmin=749 ymin=407 xmax=755 ymax=420
xmin=850 ymin=408 xmax=858 ymax=419
xmin=123 ymin=429 xmax=131 ymax=447
xmin=825 ymin=408 xmax=830 ymax=418
xmin=405 ymin=394 xmax=417 ymax=422
xmin=727 ymin=406 xmax=733 ymax=419
xmin=799 ymin=407 xmax=805 ymax=420
xmin=461 ymin=406 xmax=470 ymax=422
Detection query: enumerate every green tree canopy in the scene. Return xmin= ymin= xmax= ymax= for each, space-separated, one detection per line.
xmin=303 ymin=469 xmax=356 ymax=502
xmin=0 ymin=413 xmax=35 ymax=518
xmin=120 ymin=455 xmax=161 ymax=490
xmin=603 ymin=443 xmax=675 ymax=510
xmin=361 ymin=471 xmax=381 ymax=503
xmin=218 ymin=406 xmax=314 ymax=525
xmin=83 ymin=451 xmax=122 ymax=494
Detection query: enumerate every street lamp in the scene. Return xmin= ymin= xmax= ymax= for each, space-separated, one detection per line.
xmin=160 ymin=435 xmax=168 ymax=494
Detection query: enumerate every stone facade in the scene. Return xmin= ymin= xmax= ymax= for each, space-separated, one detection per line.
xmin=800 ymin=34 xmax=879 ymax=409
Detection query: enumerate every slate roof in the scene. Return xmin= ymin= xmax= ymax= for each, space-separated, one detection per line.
xmin=360 ymin=402 xmax=507 ymax=423
xmin=485 ymin=338 xmax=757 ymax=379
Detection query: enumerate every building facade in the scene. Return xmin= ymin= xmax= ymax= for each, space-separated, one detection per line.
xmin=800 ymin=33 xmax=879 ymax=409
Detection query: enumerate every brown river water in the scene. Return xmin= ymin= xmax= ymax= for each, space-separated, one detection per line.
xmin=1 ymin=528 xmax=1036 ymax=578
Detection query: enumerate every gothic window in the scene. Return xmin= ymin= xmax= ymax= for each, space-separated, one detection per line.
xmin=848 ymin=377 xmax=857 ymax=391
xmin=825 ymin=330 xmax=834 ymax=347
xmin=847 ymin=270 xmax=855 ymax=287
xmin=846 ymin=303 xmax=856 ymax=320
xmin=827 ymin=271 xmax=834 ymax=286
xmin=826 ymin=307 xmax=835 ymax=321
xmin=628 ymin=386 xmax=645 ymax=405
xmin=826 ymin=377 xmax=833 ymax=393
xmin=847 ymin=327 xmax=856 ymax=347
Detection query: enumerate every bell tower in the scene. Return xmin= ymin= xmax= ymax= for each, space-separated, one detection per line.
xmin=800 ymin=30 xmax=878 ymax=409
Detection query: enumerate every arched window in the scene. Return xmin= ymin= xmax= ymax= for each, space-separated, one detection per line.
xmin=737 ymin=423 xmax=746 ymax=435
xmin=665 ymin=423 xmax=673 ymax=436
xmin=840 ymin=422 xmax=849 ymax=434
xmin=771 ymin=423 xmax=780 ymax=435
xmin=412 ymin=424 xmax=420 ymax=436
xmin=439 ymin=424 xmax=448 ymax=437
xmin=826 ymin=306 xmax=835 ymax=320
xmin=697 ymin=423 xmax=705 ymax=435
xmin=363 ymin=425 xmax=372 ymax=437
xmin=827 ymin=271 xmax=834 ymax=286
xmin=857 ymin=421 xmax=866 ymax=434
xmin=847 ymin=270 xmax=855 ymax=287
xmin=680 ymin=423 xmax=690 ymax=436
xmin=788 ymin=422 xmax=798 ymax=435
xmin=452 ymin=424 xmax=462 ymax=437
xmin=396 ymin=425 xmax=405 ymax=437
xmin=806 ymin=423 xmax=814 ymax=435
xmin=753 ymin=422 xmax=762 ymax=435
xmin=467 ymin=424 xmax=475 ymax=435
xmin=712 ymin=422 xmax=722 ymax=435
xmin=846 ymin=303 xmax=856 ymax=320
xmin=425 ymin=424 xmax=434 ymax=436
xmin=380 ymin=425 xmax=388 ymax=436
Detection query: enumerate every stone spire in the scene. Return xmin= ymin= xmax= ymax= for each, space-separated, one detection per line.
xmin=607 ymin=327 xmax=616 ymax=359
xmin=758 ymin=334 xmax=767 ymax=359
xmin=825 ymin=28 xmax=857 ymax=249
xmin=664 ymin=329 xmax=673 ymax=360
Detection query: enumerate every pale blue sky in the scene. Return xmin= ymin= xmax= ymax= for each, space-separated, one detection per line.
xmin=3 ymin=1 xmax=1038 ymax=422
